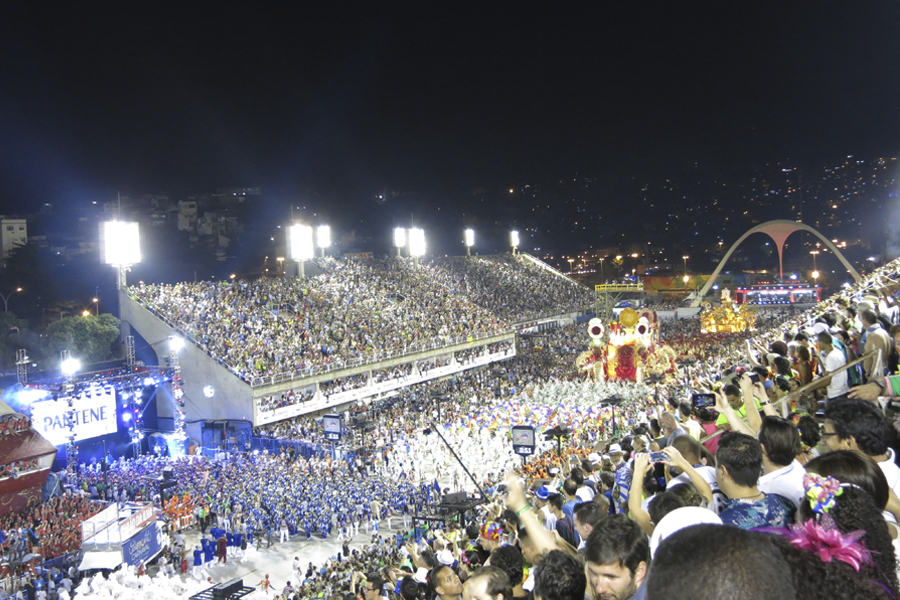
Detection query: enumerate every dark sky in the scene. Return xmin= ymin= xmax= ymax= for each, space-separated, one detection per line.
xmin=1 ymin=2 xmax=899 ymax=212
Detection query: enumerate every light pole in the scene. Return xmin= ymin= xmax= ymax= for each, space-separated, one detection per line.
xmin=409 ymin=228 xmax=426 ymax=267
xmin=1 ymin=287 xmax=22 ymax=312
xmin=92 ymin=297 xmax=99 ymax=316
xmin=810 ymin=250 xmax=820 ymax=282
xmin=394 ymin=227 xmax=406 ymax=258
xmin=464 ymin=229 xmax=474 ymax=256
xmin=317 ymin=225 xmax=331 ymax=258
xmin=682 ymin=255 xmax=689 ymax=276
xmin=61 ymin=353 xmax=80 ymax=474
xmin=568 ymin=258 xmax=574 ymax=273
xmin=510 ymin=230 xmax=520 ymax=256
xmin=599 ymin=257 xmax=605 ymax=282
xmin=289 ymin=224 xmax=314 ymax=278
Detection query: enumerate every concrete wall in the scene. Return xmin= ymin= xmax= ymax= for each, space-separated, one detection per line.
xmin=119 ymin=292 xmax=254 ymax=425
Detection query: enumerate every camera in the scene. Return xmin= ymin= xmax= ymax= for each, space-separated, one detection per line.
xmin=748 ymin=372 xmax=760 ymax=383
xmin=649 ymin=452 xmax=668 ymax=463
xmin=691 ymin=393 xmax=716 ymax=410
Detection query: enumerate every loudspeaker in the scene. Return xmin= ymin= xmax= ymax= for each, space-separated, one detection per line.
xmin=212 ymin=578 xmax=243 ymax=600
xmin=444 ymin=492 xmax=467 ymax=504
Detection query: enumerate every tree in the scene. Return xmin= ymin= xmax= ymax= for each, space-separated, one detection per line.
xmin=46 ymin=313 xmax=121 ymax=366
xmin=1 ymin=241 xmax=60 ymax=319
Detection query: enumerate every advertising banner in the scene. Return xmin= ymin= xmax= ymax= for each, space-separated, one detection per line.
xmin=30 ymin=387 xmax=117 ymax=446
xmin=122 ymin=523 xmax=161 ymax=567
xmin=119 ymin=505 xmax=154 ymax=541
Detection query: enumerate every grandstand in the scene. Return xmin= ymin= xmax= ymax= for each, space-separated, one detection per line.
xmin=118 ymin=254 xmax=594 ymax=443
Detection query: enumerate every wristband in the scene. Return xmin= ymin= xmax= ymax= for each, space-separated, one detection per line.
xmin=759 ymin=401 xmax=771 ymax=406
xmin=515 ymin=505 xmax=532 ymax=516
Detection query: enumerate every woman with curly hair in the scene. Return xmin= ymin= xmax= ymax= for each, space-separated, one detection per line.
xmin=797 ymin=481 xmax=899 ymax=595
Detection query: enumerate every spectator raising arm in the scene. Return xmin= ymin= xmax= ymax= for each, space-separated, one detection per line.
xmin=503 ymin=471 xmax=561 ymax=557
xmin=661 ymin=446 xmax=713 ymax=504
xmin=627 ymin=453 xmax=655 ymax=537
xmin=714 ymin=389 xmax=756 ymax=437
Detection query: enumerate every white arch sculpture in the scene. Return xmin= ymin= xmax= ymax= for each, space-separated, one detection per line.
xmin=690 ymin=220 xmax=862 ymax=308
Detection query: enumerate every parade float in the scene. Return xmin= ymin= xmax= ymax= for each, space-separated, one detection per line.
xmin=576 ymin=308 xmax=676 ymax=383
xmin=700 ymin=288 xmax=758 ymax=334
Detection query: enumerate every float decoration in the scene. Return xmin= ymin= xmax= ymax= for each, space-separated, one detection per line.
xmin=700 ymin=288 xmax=758 ymax=333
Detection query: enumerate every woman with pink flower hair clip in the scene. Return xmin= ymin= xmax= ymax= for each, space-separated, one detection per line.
xmin=790 ymin=473 xmax=898 ymax=597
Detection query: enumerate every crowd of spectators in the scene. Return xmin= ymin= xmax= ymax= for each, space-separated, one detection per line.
xmin=258 ymin=388 xmax=315 ymax=413
xmin=0 ymin=495 xmax=103 ymax=564
xmin=426 ymin=255 xmax=596 ymax=322
xmin=9 ymin=257 xmax=900 ymax=599
xmin=128 ymin=255 xmax=593 ymax=383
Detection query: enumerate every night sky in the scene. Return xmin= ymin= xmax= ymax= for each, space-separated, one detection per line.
xmin=2 ymin=2 xmax=899 ymax=215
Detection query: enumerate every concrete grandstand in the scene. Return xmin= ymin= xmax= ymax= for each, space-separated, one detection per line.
xmin=117 ymin=254 xmax=595 ymax=442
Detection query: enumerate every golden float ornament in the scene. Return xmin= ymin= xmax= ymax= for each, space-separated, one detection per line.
xmin=619 ymin=307 xmax=639 ymax=328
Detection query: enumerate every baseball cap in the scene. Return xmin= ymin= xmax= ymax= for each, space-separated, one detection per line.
xmin=588 ymin=452 xmax=601 ymax=465
xmin=609 ymin=444 xmax=623 ymax=454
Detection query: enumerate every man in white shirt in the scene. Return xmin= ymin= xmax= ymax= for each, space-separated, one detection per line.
xmin=667 ymin=436 xmax=717 ymax=490
xmin=571 ymin=467 xmax=595 ymax=502
xmin=823 ymin=399 xmax=900 ymax=503
xmin=531 ymin=485 xmax=557 ymax=532
xmin=817 ymin=332 xmax=849 ymax=402
xmin=757 ymin=416 xmax=806 ymax=510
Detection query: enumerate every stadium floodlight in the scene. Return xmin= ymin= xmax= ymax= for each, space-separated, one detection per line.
xmin=61 ymin=357 xmax=81 ymax=377
xmin=101 ymin=221 xmax=141 ymax=289
xmin=289 ymin=224 xmax=314 ymax=277
xmin=169 ymin=336 xmax=184 ymax=352
xmin=408 ymin=228 xmax=426 ymax=258
xmin=317 ymin=225 xmax=331 ymax=257
xmin=510 ymin=230 xmax=520 ymax=255
xmin=464 ymin=229 xmax=475 ymax=256
xmin=394 ymin=227 xmax=407 ymax=256
xmin=101 ymin=221 xmax=141 ymax=266
xmin=289 ymin=224 xmax=315 ymax=260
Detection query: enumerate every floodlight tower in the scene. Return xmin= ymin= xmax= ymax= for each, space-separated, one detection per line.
xmin=60 ymin=352 xmax=80 ymax=474
xmin=464 ymin=229 xmax=475 ymax=256
xmin=16 ymin=349 xmax=28 ymax=385
xmin=317 ymin=225 xmax=331 ymax=258
xmin=408 ymin=227 xmax=426 ymax=267
xmin=169 ymin=336 xmax=186 ymax=450
xmin=101 ymin=221 xmax=141 ymax=290
xmin=289 ymin=224 xmax=315 ymax=278
xmin=394 ymin=227 xmax=407 ymax=258
xmin=510 ymin=230 xmax=520 ymax=256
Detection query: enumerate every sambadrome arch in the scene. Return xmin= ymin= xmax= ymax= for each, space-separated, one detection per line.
xmin=690 ymin=220 xmax=862 ymax=308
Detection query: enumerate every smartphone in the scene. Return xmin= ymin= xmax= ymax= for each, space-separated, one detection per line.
xmin=748 ymin=372 xmax=760 ymax=383
xmin=691 ymin=393 xmax=716 ymax=410
xmin=649 ymin=452 xmax=668 ymax=463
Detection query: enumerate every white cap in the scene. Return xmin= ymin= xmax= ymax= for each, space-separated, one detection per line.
xmin=650 ymin=507 xmax=723 ymax=558
xmin=609 ymin=444 xmax=623 ymax=454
